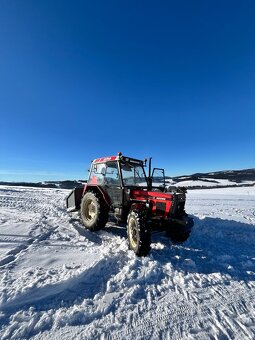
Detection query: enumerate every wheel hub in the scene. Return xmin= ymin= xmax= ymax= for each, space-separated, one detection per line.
xmin=85 ymin=199 xmax=96 ymax=221
xmin=129 ymin=219 xmax=138 ymax=248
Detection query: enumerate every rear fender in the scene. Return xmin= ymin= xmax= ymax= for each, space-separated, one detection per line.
xmin=83 ymin=184 xmax=111 ymax=207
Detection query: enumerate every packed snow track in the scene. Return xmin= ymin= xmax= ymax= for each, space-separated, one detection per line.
xmin=0 ymin=185 xmax=255 ymax=339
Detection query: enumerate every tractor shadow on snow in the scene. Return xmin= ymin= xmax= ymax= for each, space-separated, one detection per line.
xmin=150 ymin=215 xmax=255 ymax=283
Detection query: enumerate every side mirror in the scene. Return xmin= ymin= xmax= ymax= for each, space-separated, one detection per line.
xmin=101 ymin=167 xmax=106 ymax=176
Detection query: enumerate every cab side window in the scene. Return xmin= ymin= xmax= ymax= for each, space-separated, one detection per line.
xmin=105 ymin=162 xmax=120 ymax=185
xmin=88 ymin=163 xmax=105 ymax=185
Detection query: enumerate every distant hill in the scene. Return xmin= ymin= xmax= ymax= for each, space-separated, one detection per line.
xmin=172 ymin=168 xmax=255 ymax=182
xmin=0 ymin=180 xmax=86 ymax=190
xmin=167 ymin=168 xmax=255 ymax=189
xmin=0 ymin=168 xmax=254 ymax=190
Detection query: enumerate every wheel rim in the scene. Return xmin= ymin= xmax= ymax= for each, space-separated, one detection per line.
xmin=84 ymin=199 xmax=96 ymax=221
xmin=129 ymin=218 xmax=138 ymax=249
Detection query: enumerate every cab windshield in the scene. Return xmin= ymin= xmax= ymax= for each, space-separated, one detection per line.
xmin=121 ymin=161 xmax=148 ymax=187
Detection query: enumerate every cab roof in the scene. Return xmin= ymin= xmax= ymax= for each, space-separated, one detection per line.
xmin=93 ymin=154 xmax=144 ymax=165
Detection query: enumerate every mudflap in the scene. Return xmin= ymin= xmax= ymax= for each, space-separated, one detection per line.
xmin=66 ymin=187 xmax=83 ymax=211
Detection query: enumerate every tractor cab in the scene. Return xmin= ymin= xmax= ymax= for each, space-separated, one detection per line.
xmin=88 ymin=155 xmax=148 ymax=188
xmin=85 ymin=155 xmax=150 ymax=218
xmin=87 ymin=154 xmax=165 ymax=191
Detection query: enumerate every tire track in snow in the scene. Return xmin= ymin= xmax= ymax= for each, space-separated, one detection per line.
xmin=0 ymin=252 xmax=130 ymax=339
xmin=0 ymin=187 xmax=77 ymax=269
xmin=0 ymin=219 xmax=59 ymax=269
xmin=110 ymin=284 xmax=255 ymax=340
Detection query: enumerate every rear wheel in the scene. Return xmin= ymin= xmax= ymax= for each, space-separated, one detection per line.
xmin=127 ymin=210 xmax=151 ymax=256
xmin=80 ymin=191 xmax=108 ymax=231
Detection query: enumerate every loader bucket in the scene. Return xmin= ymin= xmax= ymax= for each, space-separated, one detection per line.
xmin=66 ymin=187 xmax=83 ymax=211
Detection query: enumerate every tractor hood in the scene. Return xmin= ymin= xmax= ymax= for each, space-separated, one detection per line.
xmin=130 ymin=188 xmax=186 ymax=219
xmin=131 ymin=189 xmax=174 ymax=201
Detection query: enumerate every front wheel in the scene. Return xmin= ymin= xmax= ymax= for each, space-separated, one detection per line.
xmin=127 ymin=210 xmax=151 ymax=256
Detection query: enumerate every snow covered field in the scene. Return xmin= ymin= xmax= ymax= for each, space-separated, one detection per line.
xmin=170 ymin=178 xmax=255 ymax=188
xmin=0 ymin=185 xmax=255 ymax=339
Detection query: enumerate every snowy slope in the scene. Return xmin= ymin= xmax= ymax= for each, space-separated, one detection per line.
xmin=168 ymin=178 xmax=255 ymax=188
xmin=0 ymin=185 xmax=255 ymax=339
xmin=168 ymin=168 xmax=255 ymax=188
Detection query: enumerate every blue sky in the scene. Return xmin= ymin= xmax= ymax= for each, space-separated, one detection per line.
xmin=0 ymin=1 xmax=255 ymax=181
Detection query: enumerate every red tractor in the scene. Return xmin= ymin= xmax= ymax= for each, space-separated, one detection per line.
xmin=66 ymin=153 xmax=193 ymax=256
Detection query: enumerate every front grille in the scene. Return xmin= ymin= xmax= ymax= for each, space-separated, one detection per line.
xmin=156 ymin=202 xmax=166 ymax=213
xmin=170 ymin=194 xmax=185 ymax=217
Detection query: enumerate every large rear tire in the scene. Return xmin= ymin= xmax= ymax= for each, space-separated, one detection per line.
xmin=80 ymin=191 xmax=108 ymax=231
xmin=127 ymin=210 xmax=151 ymax=256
